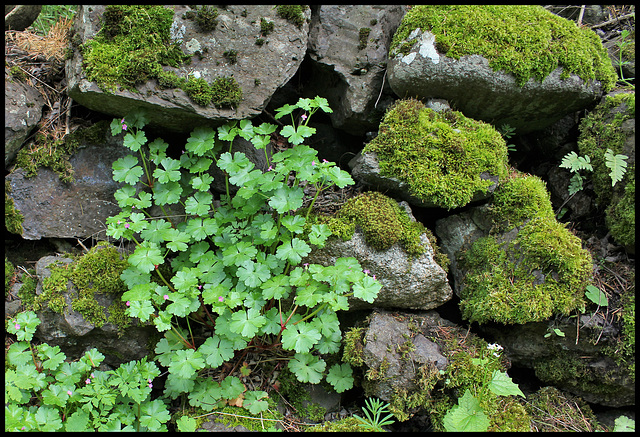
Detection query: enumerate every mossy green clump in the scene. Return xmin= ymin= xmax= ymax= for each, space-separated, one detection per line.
xmin=337 ymin=191 xmax=427 ymax=256
xmin=33 ymin=242 xmax=131 ymax=331
xmin=276 ymin=5 xmax=307 ymax=28
xmin=210 ymin=76 xmax=243 ymax=108
xmin=82 ymin=5 xmax=190 ymax=93
xmin=5 ymin=181 xmax=24 ymax=235
xmin=523 ymin=386 xmax=605 ymax=432
xmin=577 ymin=91 xmax=635 ymax=248
xmin=307 ymin=417 xmax=369 ymax=432
xmin=260 ymin=18 xmax=274 ymax=36
xmin=194 ymin=5 xmax=219 ymax=31
xmin=459 ymin=214 xmax=591 ymax=324
xmin=5 ymin=257 xmax=15 ymax=293
xmin=489 ymin=173 xmax=555 ymax=231
xmin=358 ymin=27 xmax=371 ymax=50
xmin=364 ymin=98 xmax=509 ymax=210
xmin=390 ymin=5 xmax=617 ymax=91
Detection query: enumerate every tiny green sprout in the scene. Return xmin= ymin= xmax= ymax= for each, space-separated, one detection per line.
xmin=354 ymin=397 xmax=396 ymax=432
xmin=497 ymin=123 xmax=517 ymax=152
xmin=544 ymin=327 xmax=565 ymax=338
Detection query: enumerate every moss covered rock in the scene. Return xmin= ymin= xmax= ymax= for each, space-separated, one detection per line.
xmin=387 ymin=5 xmax=617 ymax=133
xmin=350 ymin=98 xmax=509 ymax=210
xmin=436 ymin=173 xmax=592 ymax=325
xmin=577 ymin=90 xmax=635 ymax=251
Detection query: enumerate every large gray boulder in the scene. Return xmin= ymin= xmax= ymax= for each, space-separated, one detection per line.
xmin=5 ymin=122 xmax=130 ymax=240
xmin=306 ymin=5 xmax=407 ymax=135
xmin=5 ymin=74 xmax=45 ymax=168
xmin=387 ymin=5 xmax=616 ymax=134
xmin=66 ymin=5 xmax=310 ymax=133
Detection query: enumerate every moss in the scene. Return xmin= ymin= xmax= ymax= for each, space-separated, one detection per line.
xmin=459 ymin=215 xmax=591 ymax=324
xmin=156 ymin=69 xmax=186 ymax=89
xmin=276 ymin=5 xmax=306 ymax=28
xmin=337 ymin=191 xmax=427 ymax=256
xmin=183 ymin=75 xmax=214 ymax=106
xmin=207 ymin=396 xmax=283 ymax=431
xmin=577 ymin=91 xmax=635 ymax=248
xmin=358 ymin=27 xmax=371 ymax=50
xmin=194 ymin=5 xmax=218 ymax=31
xmin=82 ymin=5 xmax=190 ymax=93
xmin=260 ymin=17 xmax=274 ymax=36
xmin=223 ymin=49 xmax=238 ymax=64
xmin=424 ymin=328 xmax=531 ymax=431
xmin=33 ymin=242 xmax=131 ymax=331
xmin=17 ymin=270 xmax=38 ymax=309
xmin=489 ymin=173 xmax=555 ymax=231
xmin=523 ymin=386 xmax=605 ymax=432
xmin=9 ymin=65 xmax=28 ymax=82
xmin=307 ymin=416 xmax=366 ymax=432
xmin=270 ymin=367 xmax=325 ymax=423
xmin=14 ymin=120 xmax=110 ymax=183
xmin=342 ymin=326 xmax=366 ymax=367
xmin=210 ymin=76 xmax=243 ymax=107
xmin=5 ymin=181 xmax=24 ymax=235
xmin=5 ymin=258 xmax=15 ymax=293
xmin=390 ymin=5 xmax=617 ymax=91
xmin=364 ymin=98 xmax=509 ymax=210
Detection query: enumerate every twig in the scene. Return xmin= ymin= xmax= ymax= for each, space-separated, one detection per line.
xmin=577 ymin=5 xmax=585 ymax=27
xmin=374 ymin=69 xmax=387 ymax=109
xmin=590 ymin=12 xmax=635 ymax=29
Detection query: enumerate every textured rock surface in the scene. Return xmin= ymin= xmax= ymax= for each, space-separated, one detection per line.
xmin=360 ymin=310 xmax=449 ymax=402
xmin=5 ymin=5 xmax=42 ymax=31
xmin=5 ymin=77 xmax=45 ymax=168
xmin=5 ymin=125 xmax=130 ymax=240
xmin=66 ymin=5 xmax=309 ymax=132
xmin=306 ymin=5 xmax=406 ymax=135
xmin=387 ymin=26 xmax=608 ymax=133
xmin=304 ymin=221 xmax=452 ymax=311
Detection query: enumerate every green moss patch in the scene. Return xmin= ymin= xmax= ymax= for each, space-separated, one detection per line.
xmin=337 ymin=191 xmax=427 ymax=256
xmin=364 ymin=98 xmax=509 ymax=210
xmin=459 ymin=215 xmax=591 ymax=324
xmin=82 ymin=5 xmax=190 ymax=92
xmin=5 ymin=180 xmax=25 ymax=235
xmin=33 ymin=242 xmax=132 ymax=331
xmin=391 ymin=5 xmax=616 ymax=91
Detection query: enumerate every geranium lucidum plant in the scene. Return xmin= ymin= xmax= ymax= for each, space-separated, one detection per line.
xmin=105 ymin=96 xmax=382 ymax=414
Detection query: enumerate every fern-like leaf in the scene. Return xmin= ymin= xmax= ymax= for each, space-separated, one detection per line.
xmin=560 ymin=151 xmax=593 ymax=172
xmin=604 ymin=149 xmax=628 ymax=186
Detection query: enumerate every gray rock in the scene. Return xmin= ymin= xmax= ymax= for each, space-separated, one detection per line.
xmin=66 ymin=5 xmax=310 ymax=133
xmin=360 ymin=310 xmax=449 ymax=403
xmin=5 ymin=123 xmax=133 ymax=240
xmin=5 ymin=76 xmax=45 ymax=168
xmin=387 ymin=29 xmax=607 ymax=134
xmin=5 ymin=5 xmax=42 ymax=31
xmin=306 ymin=5 xmax=407 ymax=135
xmin=304 ymin=202 xmax=452 ymax=311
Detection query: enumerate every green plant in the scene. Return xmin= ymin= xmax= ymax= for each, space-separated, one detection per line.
xmin=105 ymin=96 xmax=381 ymax=416
xmin=442 ymin=347 xmax=525 ymax=432
xmin=559 ymin=149 xmax=628 ymax=196
xmin=613 ymin=29 xmax=635 ymax=88
xmin=27 ymin=5 xmax=77 ymax=36
xmin=612 ymin=415 xmax=635 ymax=432
xmin=544 ymin=327 xmax=565 ymax=338
xmin=497 ymin=123 xmax=517 ymax=152
xmin=6 ymin=311 xmax=170 ymax=431
xmin=584 ymin=284 xmax=608 ymax=307
xmin=353 ymin=397 xmax=395 ymax=432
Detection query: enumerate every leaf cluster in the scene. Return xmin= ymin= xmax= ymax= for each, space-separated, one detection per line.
xmin=104 ymin=97 xmax=380 ymax=415
xmin=6 ymin=311 xmax=170 ymax=432
xmin=559 ymin=149 xmax=628 ymax=196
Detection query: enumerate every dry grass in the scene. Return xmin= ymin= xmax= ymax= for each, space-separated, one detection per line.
xmin=5 ymin=17 xmax=72 ymax=64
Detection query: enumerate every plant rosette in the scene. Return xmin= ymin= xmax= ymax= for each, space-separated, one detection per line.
xmin=104 ymin=97 xmax=382 ymax=415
